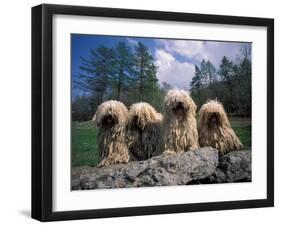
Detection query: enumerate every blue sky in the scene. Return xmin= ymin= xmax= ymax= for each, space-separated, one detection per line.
xmin=72 ymin=34 xmax=250 ymax=92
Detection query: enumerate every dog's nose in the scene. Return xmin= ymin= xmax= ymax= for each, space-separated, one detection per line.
xmin=177 ymin=102 xmax=183 ymax=107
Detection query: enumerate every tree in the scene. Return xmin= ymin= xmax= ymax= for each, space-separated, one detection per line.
xmin=199 ymin=59 xmax=208 ymax=86
xmin=113 ymin=42 xmax=136 ymax=100
xmin=190 ymin=47 xmax=252 ymax=117
xmin=190 ymin=65 xmax=202 ymax=91
xmin=134 ymin=42 xmax=156 ymax=101
xmin=197 ymin=59 xmax=216 ymax=86
xmin=206 ymin=60 xmax=217 ymax=83
xmin=77 ymin=45 xmax=116 ymax=105
xmin=237 ymin=58 xmax=251 ymax=116
xmin=161 ymin=81 xmax=173 ymax=92
xmin=75 ymin=41 xmax=164 ymax=115
xmin=144 ymin=63 xmax=159 ymax=105
xmin=72 ymin=95 xmax=93 ymax=121
xmin=190 ymin=65 xmax=204 ymax=106
xmin=218 ymin=56 xmax=234 ymax=81
xmin=240 ymin=43 xmax=252 ymax=61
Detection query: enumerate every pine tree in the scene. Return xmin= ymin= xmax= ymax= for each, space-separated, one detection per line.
xmin=134 ymin=42 xmax=156 ymax=101
xmin=218 ymin=56 xmax=234 ymax=81
xmin=238 ymin=57 xmax=251 ymax=116
xmin=200 ymin=59 xmax=208 ymax=86
xmin=114 ymin=42 xmax=135 ymax=100
xmin=77 ymin=45 xmax=116 ymax=104
xmin=190 ymin=65 xmax=202 ymax=91
xmin=206 ymin=60 xmax=216 ymax=83
xmin=190 ymin=65 xmax=204 ymax=106
xmin=144 ymin=63 xmax=159 ymax=106
xmin=240 ymin=43 xmax=252 ymax=61
xmin=162 ymin=82 xmax=173 ymax=92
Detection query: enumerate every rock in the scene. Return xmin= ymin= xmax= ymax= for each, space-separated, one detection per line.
xmin=191 ymin=150 xmax=252 ymax=184
xmin=217 ymin=150 xmax=251 ymax=182
xmin=72 ymin=149 xmax=252 ymax=190
xmin=72 ymin=147 xmax=219 ymax=190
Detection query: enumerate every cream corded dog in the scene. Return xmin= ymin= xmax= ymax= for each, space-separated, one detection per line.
xmin=93 ymin=100 xmax=129 ymax=167
xmin=126 ymin=102 xmax=163 ymax=161
xmin=162 ymin=89 xmax=199 ymax=154
xmin=198 ymin=100 xmax=243 ymax=154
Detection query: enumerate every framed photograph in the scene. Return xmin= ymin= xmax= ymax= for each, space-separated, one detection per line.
xmin=32 ymin=4 xmax=274 ymax=221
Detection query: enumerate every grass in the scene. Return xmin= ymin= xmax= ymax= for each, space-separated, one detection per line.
xmin=230 ymin=117 xmax=251 ymax=149
xmin=71 ymin=117 xmax=251 ymax=167
xmin=71 ymin=121 xmax=99 ymax=167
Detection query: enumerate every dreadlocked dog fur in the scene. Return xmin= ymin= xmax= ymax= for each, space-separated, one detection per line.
xmin=162 ymin=89 xmax=199 ymax=154
xmin=126 ymin=102 xmax=163 ymax=161
xmin=93 ymin=100 xmax=129 ymax=167
xmin=198 ymin=100 xmax=243 ymax=154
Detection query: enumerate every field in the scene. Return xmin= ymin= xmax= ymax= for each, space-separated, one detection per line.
xmin=72 ymin=121 xmax=99 ymax=167
xmin=71 ymin=118 xmax=251 ymax=167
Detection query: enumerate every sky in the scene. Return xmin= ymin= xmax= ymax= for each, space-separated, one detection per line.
xmin=72 ymin=34 xmax=250 ymax=92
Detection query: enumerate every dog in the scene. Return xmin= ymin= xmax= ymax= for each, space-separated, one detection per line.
xmin=126 ymin=102 xmax=163 ymax=161
xmin=162 ymin=89 xmax=199 ymax=154
xmin=93 ymin=100 xmax=129 ymax=167
xmin=198 ymin=100 xmax=243 ymax=154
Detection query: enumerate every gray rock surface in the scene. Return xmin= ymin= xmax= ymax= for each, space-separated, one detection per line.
xmin=190 ymin=150 xmax=252 ymax=184
xmin=72 ymin=147 xmax=219 ymax=190
xmin=213 ymin=150 xmax=251 ymax=183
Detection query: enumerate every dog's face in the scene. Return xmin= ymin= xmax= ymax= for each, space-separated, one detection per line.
xmin=132 ymin=115 xmax=142 ymax=129
xmin=128 ymin=102 xmax=162 ymax=130
xmin=93 ymin=100 xmax=128 ymax=128
xmin=199 ymin=100 xmax=230 ymax=129
xmin=100 ymin=113 xmax=118 ymax=127
xmin=164 ymin=90 xmax=196 ymax=119
xmin=172 ymin=100 xmax=188 ymax=118
xmin=207 ymin=111 xmax=221 ymax=127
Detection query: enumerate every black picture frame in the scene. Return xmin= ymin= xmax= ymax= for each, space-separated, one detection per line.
xmin=32 ymin=3 xmax=274 ymax=222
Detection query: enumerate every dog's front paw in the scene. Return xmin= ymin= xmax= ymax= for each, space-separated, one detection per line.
xmin=98 ymin=159 xmax=108 ymax=168
xmin=163 ymin=149 xmax=176 ymax=155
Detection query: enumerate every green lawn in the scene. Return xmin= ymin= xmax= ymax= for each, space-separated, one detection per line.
xmin=71 ymin=117 xmax=251 ymax=167
xmin=71 ymin=121 xmax=99 ymax=167
xmin=230 ymin=117 xmax=251 ymax=149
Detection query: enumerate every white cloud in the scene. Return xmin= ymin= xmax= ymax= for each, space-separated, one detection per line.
xmin=155 ymin=49 xmax=195 ymax=90
xmin=153 ymin=39 xmax=247 ymax=90
xmin=158 ymin=39 xmax=203 ymax=59
xmin=156 ymin=39 xmax=243 ymax=67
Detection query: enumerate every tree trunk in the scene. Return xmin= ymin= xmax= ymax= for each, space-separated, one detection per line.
xmin=117 ymin=65 xmax=123 ymax=100
xmin=139 ymin=57 xmax=144 ymax=101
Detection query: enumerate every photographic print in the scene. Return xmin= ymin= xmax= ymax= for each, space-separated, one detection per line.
xmin=32 ymin=4 xmax=273 ymax=221
xmin=71 ymin=34 xmax=252 ymax=190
